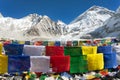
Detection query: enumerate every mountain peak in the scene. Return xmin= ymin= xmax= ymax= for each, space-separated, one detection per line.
xmin=57 ymin=20 xmax=66 ymax=25
xmin=116 ymin=6 xmax=120 ymax=13
xmin=88 ymin=5 xmax=113 ymax=12
xmin=0 ymin=13 xmax=3 ymax=18
xmin=43 ymin=15 xmax=49 ymax=18
xmin=28 ymin=13 xmax=42 ymax=18
xmin=89 ymin=5 xmax=103 ymax=10
xmin=71 ymin=6 xmax=114 ymax=24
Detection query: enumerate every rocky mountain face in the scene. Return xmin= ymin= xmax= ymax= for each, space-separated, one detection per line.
xmin=0 ymin=6 xmax=120 ymax=40
xmin=24 ymin=15 xmax=67 ymax=41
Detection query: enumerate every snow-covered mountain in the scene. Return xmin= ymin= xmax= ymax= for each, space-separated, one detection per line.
xmin=62 ymin=6 xmax=115 ymax=40
xmin=0 ymin=5 xmax=120 ymax=40
xmin=90 ymin=10 xmax=120 ymax=38
xmin=0 ymin=13 xmax=67 ymax=40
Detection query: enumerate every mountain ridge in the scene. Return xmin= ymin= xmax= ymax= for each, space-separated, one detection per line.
xmin=0 ymin=6 xmax=119 ymax=40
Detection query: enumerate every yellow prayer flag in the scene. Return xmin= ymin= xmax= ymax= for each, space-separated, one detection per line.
xmin=82 ymin=46 xmax=97 ymax=55
xmin=87 ymin=53 xmax=104 ymax=71
xmin=0 ymin=54 xmax=8 ymax=74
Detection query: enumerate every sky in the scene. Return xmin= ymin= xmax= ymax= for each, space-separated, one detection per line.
xmin=0 ymin=0 xmax=120 ymax=24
